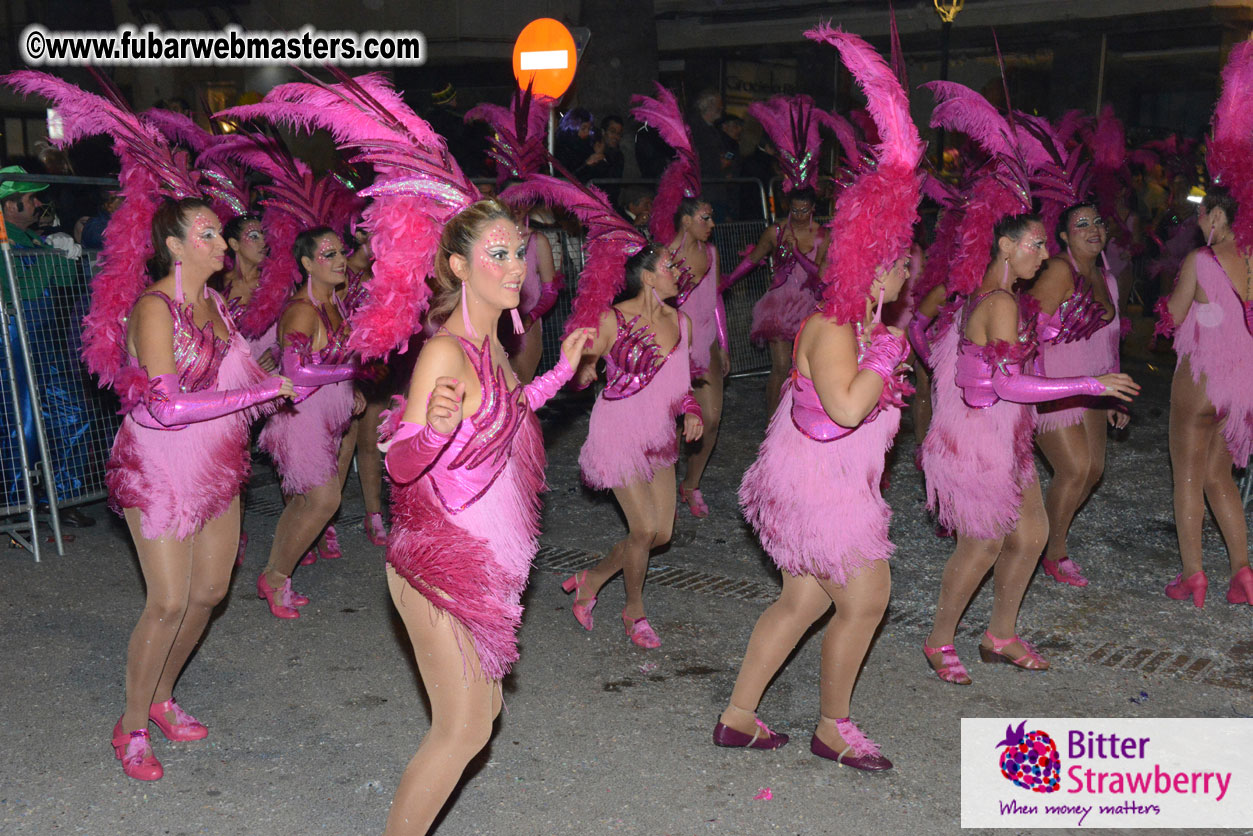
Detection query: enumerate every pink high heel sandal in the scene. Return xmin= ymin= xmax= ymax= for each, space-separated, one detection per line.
xmin=317 ymin=525 xmax=343 ymax=559
xmin=1165 ymin=570 xmax=1207 ymax=608
xmin=679 ymin=485 xmax=709 ymax=518
xmin=923 ymin=642 xmax=972 ymax=685
xmin=364 ymin=512 xmax=388 ymax=547
xmin=560 ymin=571 xmax=597 ymax=630
xmin=1227 ymin=566 xmax=1253 ymax=605
xmin=148 ymin=699 xmax=208 ymax=741
xmin=1041 ymin=556 xmax=1088 ymax=587
xmin=622 ymin=610 xmax=661 ymax=649
xmin=979 ymin=632 xmax=1048 ymax=670
xmin=112 ymin=719 xmax=162 ymax=781
xmin=257 ymin=573 xmax=300 ymax=619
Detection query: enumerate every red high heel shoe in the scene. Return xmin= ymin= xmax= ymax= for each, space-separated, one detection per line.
xmin=257 ymin=573 xmax=300 ymax=619
xmin=364 ymin=512 xmax=388 ymax=547
xmin=148 ymin=699 xmax=208 ymax=741
xmin=560 ymin=571 xmax=596 ymax=630
xmin=679 ymin=485 xmax=709 ymax=518
xmin=317 ymin=525 xmax=343 ymax=559
xmin=1165 ymin=570 xmax=1207 ymax=608
xmin=112 ymin=719 xmax=162 ymax=781
xmin=1225 ymin=566 xmax=1253 ymax=605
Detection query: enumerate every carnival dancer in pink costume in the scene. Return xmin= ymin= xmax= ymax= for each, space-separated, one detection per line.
xmin=1030 ymin=203 xmax=1124 ymax=587
xmin=919 ymin=78 xmax=1138 ymax=685
xmin=236 ymin=71 xmax=591 ymax=835
xmin=466 ymin=88 xmax=564 ymax=383
xmin=632 ymin=86 xmax=728 ymax=517
xmin=716 ymin=27 xmax=918 ymax=771
xmin=6 ymin=68 xmax=294 ymax=782
xmin=1154 ymin=44 xmax=1253 ymax=608
xmin=254 ymin=228 xmax=366 ymax=618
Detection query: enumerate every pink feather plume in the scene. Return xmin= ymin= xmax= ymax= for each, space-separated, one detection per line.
xmin=631 ymin=83 xmax=700 ymax=243
xmin=1208 ymin=40 xmax=1253 ymax=252
xmin=747 ymin=95 xmax=822 ymax=191
xmin=465 ymin=85 xmax=554 ymax=187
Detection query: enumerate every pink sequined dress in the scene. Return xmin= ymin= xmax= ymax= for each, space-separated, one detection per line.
xmin=1035 ymin=260 xmax=1120 ymax=433
xmin=749 ymin=224 xmax=821 ymax=345
xmin=677 ymin=242 xmax=726 ymax=378
xmin=222 ymin=279 xmax=279 ymax=366
xmin=921 ymin=292 xmax=1039 ymax=539
xmin=1174 ymin=248 xmax=1253 ymax=467
xmin=107 ymin=287 xmax=274 ymax=540
xmin=580 ymin=309 xmax=692 ymax=489
xmin=740 ymin=320 xmax=901 ymax=584
xmin=258 ymin=296 xmax=356 ymax=494
xmin=386 ymin=334 xmax=570 ymax=680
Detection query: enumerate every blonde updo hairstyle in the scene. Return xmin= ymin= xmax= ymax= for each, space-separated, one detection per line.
xmin=428 ymin=198 xmax=518 ymax=325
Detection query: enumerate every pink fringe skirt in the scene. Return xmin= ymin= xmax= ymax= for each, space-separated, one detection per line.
xmin=739 ymin=388 xmax=899 ymax=584
xmin=259 ymin=379 xmax=355 ymax=495
xmin=387 ymin=415 xmax=546 ymax=681
xmin=106 ymin=342 xmax=261 ymax=540
xmin=1035 ymin=318 xmax=1119 ymax=434
xmin=750 ymin=281 xmax=817 ymax=346
xmin=921 ymin=324 xmax=1037 ymax=540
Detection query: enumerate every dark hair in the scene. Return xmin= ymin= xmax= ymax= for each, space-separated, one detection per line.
xmin=223 ymin=213 xmax=262 ymax=252
xmin=1202 ymin=185 xmax=1237 ymax=225
xmin=147 ymin=196 xmax=214 ymax=280
xmin=293 ymin=226 xmax=338 ymax=279
xmin=788 ymin=188 xmax=816 ymax=207
xmin=673 ymin=196 xmax=710 ymax=232
xmin=1056 ymin=202 xmax=1098 ymax=247
xmin=600 ymin=114 xmax=624 ymax=132
xmin=991 ymin=212 xmax=1043 ymax=258
xmin=558 ymin=108 xmax=593 ymax=138
xmin=614 ymin=243 xmax=666 ymax=303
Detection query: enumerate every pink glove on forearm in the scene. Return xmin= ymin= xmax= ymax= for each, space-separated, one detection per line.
xmin=907 ymin=313 xmax=934 ymax=369
xmin=714 ymin=294 xmax=730 ymax=359
xmin=529 ymin=276 xmax=563 ymax=322
xmin=719 ymin=255 xmax=759 ymax=293
xmin=136 ymin=373 xmax=284 ymax=429
xmin=281 ymin=344 xmax=359 ymax=386
xmin=794 ymin=248 xmax=821 ymax=285
xmin=991 ymin=370 xmax=1105 ymax=404
xmin=680 ymin=392 xmax=702 ymax=422
xmin=384 ymin=421 xmax=453 ymax=484
xmin=858 ymin=328 xmax=910 ymax=385
xmin=523 ymin=353 xmax=574 ymax=410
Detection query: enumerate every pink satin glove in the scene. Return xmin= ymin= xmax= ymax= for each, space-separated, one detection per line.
xmin=680 ymin=392 xmax=702 ymax=422
xmin=858 ymin=327 xmax=910 ymax=385
xmin=135 ymin=373 xmax=285 ymax=429
xmin=907 ymin=313 xmax=934 ymax=369
xmin=528 ymin=275 xmax=564 ymax=323
xmin=718 ymin=254 xmax=759 ymax=293
xmin=794 ymin=248 xmax=822 ymax=293
xmin=384 ymin=421 xmax=453 ymax=485
xmin=714 ymin=294 xmax=730 ymax=360
xmin=522 ymin=353 xmax=574 ymax=411
xmin=281 ymin=344 xmax=360 ymax=387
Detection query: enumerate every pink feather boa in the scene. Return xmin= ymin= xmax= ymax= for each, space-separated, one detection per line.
xmin=1208 ymin=40 xmax=1253 ymax=252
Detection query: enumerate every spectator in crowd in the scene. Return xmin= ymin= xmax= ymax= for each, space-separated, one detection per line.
xmin=555 ymin=108 xmax=601 ymax=180
xmin=634 ymin=123 xmax=673 ymax=180
xmin=690 ymin=90 xmax=732 ymax=220
xmin=619 ymin=187 xmax=653 ymax=235
xmin=716 ymin=114 xmax=744 ymax=218
xmin=80 ymin=188 xmax=123 ymax=250
xmin=424 ymin=82 xmax=489 ymax=178
xmin=583 ymin=114 xmax=626 ymax=201
xmin=0 ymin=166 xmax=95 ymax=526
xmin=739 ymin=134 xmax=779 ymax=220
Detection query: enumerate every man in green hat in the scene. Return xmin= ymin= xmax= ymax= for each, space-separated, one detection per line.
xmin=1 ymin=164 xmax=96 ymax=526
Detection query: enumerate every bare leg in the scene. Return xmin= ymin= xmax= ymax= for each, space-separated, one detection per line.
xmin=384 ymin=567 xmax=501 ymax=836
xmin=265 ymin=432 xmax=355 ymax=587
xmin=511 ymin=318 xmax=544 ymax=385
xmin=765 ymin=340 xmax=791 ymax=416
xmin=814 ymin=562 xmax=891 ymax=750
xmin=356 ymin=401 xmax=387 ymax=515
xmin=985 ymin=476 xmax=1049 ymax=657
xmin=719 ymin=572 xmax=833 ymax=734
xmin=1037 ymin=410 xmax=1106 ymax=562
xmin=925 ymin=535 xmax=1005 ymax=652
xmin=1201 ymin=417 xmax=1250 ymax=575
xmin=151 ymin=498 xmax=240 ymax=704
xmin=1170 ymin=361 xmax=1217 ymax=578
xmin=682 ymin=343 xmax=725 ymax=495
xmin=577 ymin=467 xmax=676 ymax=620
xmin=120 ymin=510 xmax=195 ymax=733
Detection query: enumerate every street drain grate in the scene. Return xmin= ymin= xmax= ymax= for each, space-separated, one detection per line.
xmin=534 ymin=545 xmax=1249 ymax=691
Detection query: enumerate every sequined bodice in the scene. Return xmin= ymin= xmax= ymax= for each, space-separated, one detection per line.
xmin=341 ymin=267 xmax=368 ymax=313
xmin=288 ymin=293 xmax=354 ymax=365
xmin=1038 ymin=262 xmax=1114 ymax=345
xmin=137 ymin=289 xmax=230 ymax=393
xmin=787 ymin=321 xmax=887 ymax=441
xmin=955 ymin=291 xmax=1038 ymax=408
xmin=602 ymin=309 xmax=686 ymax=400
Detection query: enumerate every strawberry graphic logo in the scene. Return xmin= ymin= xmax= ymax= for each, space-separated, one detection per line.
xmin=995 ymin=721 xmax=1060 ymax=793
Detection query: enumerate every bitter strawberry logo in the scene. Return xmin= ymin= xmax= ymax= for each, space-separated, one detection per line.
xmin=996 ymin=720 xmax=1061 ymax=793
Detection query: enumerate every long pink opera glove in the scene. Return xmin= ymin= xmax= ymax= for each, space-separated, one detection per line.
xmin=907 ymin=312 xmax=934 ymax=368
xmin=956 ymin=353 xmax=1104 ymax=408
xmin=718 ymin=254 xmax=760 ymax=293
xmin=280 ymin=344 xmax=360 ymax=386
xmin=857 ymin=327 xmax=912 ymax=421
xmin=528 ymin=275 xmax=564 ymax=322
xmin=713 ymin=294 xmax=730 ymax=359
xmin=384 ymin=421 xmax=454 ymax=485
xmin=135 ymin=373 xmax=285 ymax=429
xmin=522 ymin=353 xmax=574 ymax=411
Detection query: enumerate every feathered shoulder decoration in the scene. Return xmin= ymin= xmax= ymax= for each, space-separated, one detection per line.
xmin=1208 ymin=40 xmax=1253 ymax=252
xmin=220 ymin=70 xmax=479 ymax=359
xmin=804 ymin=25 xmax=924 ymax=324
xmin=631 ymin=84 xmax=700 ymax=243
xmin=2 ymin=71 xmax=200 ymax=388
xmin=464 ymin=85 xmax=553 ymax=191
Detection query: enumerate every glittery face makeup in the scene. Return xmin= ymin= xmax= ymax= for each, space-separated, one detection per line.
xmin=688 ymin=204 xmax=715 ymax=242
xmin=1066 ymin=208 xmax=1108 ymax=253
xmin=235 ymin=221 xmax=267 ymax=263
xmin=179 ymin=209 xmax=227 ymax=276
xmin=467 ymin=219 xmax=525 ymax=307
xmin=307 ymin=233 xmax=347 ymax=285
xmin=1010 ymin=223 xmax=1049 ymax=279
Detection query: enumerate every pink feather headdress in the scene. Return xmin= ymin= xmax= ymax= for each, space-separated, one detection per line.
xmin=145 ymin=109 xmax=254 ymax=223
xmin=1018 ymin=114 xmax=1093 ymax=254
xmin=198 ymin=130 xmax=352 ymax=338
xmin=221 ymin=70 xmax=479 ymax=359
xmin=1083 ymin=105 xmax=1131 ymax=244
xmin=2 ymin=71 xmax=200 ymax=388
xmin=508 ymin=173 xmax=646 ymax=335
xmin=804 ymin=25 xmax=924 ymax=324
xmin=923 ymin=76 xmax=1040 ymax=296
xmin=631 ymin=84 xmax=700 ymax=244
xmin=747 ymin=95 xmax=823 ymax=192
xmin=1207 ymin=39 xmax=1253 ymax=252
xmin=464 ymin=85 xmax=553 ymax=191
